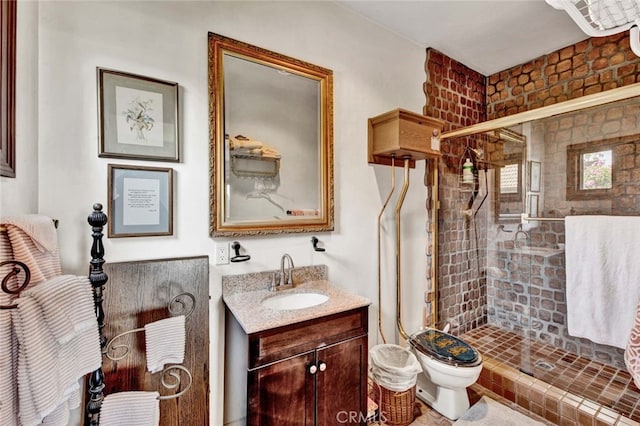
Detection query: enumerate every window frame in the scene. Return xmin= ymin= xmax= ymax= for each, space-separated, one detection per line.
xmin=566 ymin=135 xmax=635 ymax=201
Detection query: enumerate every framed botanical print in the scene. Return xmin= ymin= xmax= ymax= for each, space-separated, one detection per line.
xmin=98 ymin=68 xmax=179 ymax=161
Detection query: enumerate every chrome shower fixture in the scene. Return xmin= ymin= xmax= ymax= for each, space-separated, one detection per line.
xmin=546 ymin=0 xmax=640 ymax=56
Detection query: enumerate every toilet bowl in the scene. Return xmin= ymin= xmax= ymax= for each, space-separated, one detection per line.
xmin=408 ymin=329 xmax=483 ymax=420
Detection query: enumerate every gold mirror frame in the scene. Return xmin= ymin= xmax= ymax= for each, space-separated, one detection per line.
xmin=208 ymin=33 xmax=334 ymax=237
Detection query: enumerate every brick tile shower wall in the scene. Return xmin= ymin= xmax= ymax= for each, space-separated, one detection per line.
xmin=425 ymin=34 xmax=640 ymax=366
xmin=485 ymin=33 xmax=640 ymax=368
xmin=424 ymin=48 xmax=488 ymax=334
xmin=486 ymin=32 xmax=640 ymax=120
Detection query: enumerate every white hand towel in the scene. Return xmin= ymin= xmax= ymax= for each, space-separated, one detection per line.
xmin=565 ymin=215 xmax=640 ymax=348
xmin=99 ymin=391 xmax=160 ymax=426
xmin=144 ymin=315 xmax=185 ymax=373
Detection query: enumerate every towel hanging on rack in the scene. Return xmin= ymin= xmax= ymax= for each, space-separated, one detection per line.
xmin=11 ymin=274 xmax=101 ymax=425
xmin=99 ymin=391 xmax=160 ymax=426
xmin=0 ymin=215 xmax=61 ymax=284
xmin=565 ymin=215 xmax=640 ymax=348
xmin=625 ymin=300 xmax=640 ymax=389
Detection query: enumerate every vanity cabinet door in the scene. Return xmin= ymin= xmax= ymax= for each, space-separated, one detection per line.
xmin=247 ymin=350 xmax=315 ymax=426
xmin=316 ymin=335 xmax=368 ymax=426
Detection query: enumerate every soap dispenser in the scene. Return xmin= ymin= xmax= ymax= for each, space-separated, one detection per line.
xmin=462 ymin=158 xmax=474 ymax=184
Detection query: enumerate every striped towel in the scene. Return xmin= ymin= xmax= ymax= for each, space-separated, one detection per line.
xmin=0 ymin=232 xmax=18 ymax=426
xmin=12 ymin=276 xmax=101 ymax=425
xmin=145 ymin=315 xmax=185 ymax=373
xmin=100 ymin=391 xmax=160 ymax=426
xmin=24 ymin=275 xmax=96 ymax=344
xmin=1 ymin=215 xmax=60 ymax=284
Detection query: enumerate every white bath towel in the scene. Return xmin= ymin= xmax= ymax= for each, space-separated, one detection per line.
xmin=145 ymin=315 xmax=185 ymax=373
xmin=99 ymin=391 xmax=160 ymax=426
xmin=12 ymin=275 xmax=101 ymax=425
xmin=565 ymin=215 xmax=640 ymax=349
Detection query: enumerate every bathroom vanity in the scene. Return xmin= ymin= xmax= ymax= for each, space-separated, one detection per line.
xmin=223 ymin=266 xmax=370 ymax=425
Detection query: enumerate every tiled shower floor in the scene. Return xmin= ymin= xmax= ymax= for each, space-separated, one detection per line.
xmin=462 ymin=324 xmax=640 ymax=424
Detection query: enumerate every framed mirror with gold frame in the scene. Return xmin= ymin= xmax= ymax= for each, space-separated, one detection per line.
xmin=208 ymin=33 xmax=334 ymax=237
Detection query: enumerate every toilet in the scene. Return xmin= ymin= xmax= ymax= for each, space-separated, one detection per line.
xmin=408 ymin=328 xmax=483 ymax=420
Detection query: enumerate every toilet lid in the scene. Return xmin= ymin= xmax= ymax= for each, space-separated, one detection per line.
xmin=409 ymin=329 xmax=480 ymax=367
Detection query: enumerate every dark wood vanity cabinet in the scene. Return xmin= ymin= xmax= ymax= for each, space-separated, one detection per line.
xmin=244 ymin=306 xmax=369 ymax=425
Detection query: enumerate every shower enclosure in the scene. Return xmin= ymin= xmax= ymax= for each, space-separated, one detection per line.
xmin=438 ymin=82 xmax=640 ymax=421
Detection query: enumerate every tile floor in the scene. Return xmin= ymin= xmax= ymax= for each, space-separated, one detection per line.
xmin=369 ymin=382 xmax=552 ymax=425
xmin=370 ymin=324 xmax=640 ymax=425
xmin=462 ymin=325 xmax=640 ymax=425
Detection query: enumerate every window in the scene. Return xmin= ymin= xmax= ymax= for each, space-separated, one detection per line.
xmin=500 ymin=163 xmax=520 ymax=194
xmin=580 ymin=150 xmax=612 ymax=190
xmin=566 ymin=136 xmax=635 ymax=201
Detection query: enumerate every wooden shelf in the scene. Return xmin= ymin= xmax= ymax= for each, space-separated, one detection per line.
xmin=368 ymin=108 xmax=443 ymax=166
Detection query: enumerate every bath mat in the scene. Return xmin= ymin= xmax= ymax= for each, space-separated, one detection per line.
xmin=453 ymin=396 xmax=545 ymax=426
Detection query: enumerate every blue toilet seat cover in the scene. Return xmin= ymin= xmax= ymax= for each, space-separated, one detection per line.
xmin=410 ymin=329 xmax=480 ymax=366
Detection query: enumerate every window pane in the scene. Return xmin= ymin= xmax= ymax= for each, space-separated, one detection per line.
xmin=581 ymin=150 xmax=612 ymax=190
xmin=500 ymin=163 xmax=519 ymax=194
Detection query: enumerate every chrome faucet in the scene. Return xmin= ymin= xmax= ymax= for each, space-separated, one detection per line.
xmin=514 ymin=224 xmax=530 ymax=241
xmin=271 ymin=253 xmax=295 ymax=291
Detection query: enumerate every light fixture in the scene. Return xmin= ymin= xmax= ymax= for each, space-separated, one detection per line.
xmin=546 ymin=0 xmax=640 ymax=56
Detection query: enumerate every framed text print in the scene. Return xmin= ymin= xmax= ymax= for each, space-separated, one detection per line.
xmin=108 ymin=164 xmax=173 ymax=238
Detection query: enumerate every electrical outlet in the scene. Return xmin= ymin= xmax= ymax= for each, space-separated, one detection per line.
xmin=215 ymin=242 xmax=229 ymax=265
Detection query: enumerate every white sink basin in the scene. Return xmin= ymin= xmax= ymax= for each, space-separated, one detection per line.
xmin=261 ymin=292 xmax=329 ymax=311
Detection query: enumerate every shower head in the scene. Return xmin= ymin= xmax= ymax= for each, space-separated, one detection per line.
xmin=546 ymin=0 xmax=640 ymax=56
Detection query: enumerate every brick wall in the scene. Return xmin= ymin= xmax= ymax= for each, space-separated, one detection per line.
xmin=487 ymin=32 xmax=640 ymax=119
xmin=423 ymin=33 xmax=640 ymax=340
xmin=425 ymin=34 xmax=640 ymax=366
xmin=424 ymin=48 xmax=488 ymax=334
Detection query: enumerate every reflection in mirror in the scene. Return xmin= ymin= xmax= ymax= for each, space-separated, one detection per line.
xmin=490 ymin=127 xmax=526 ymax=222
xmin=209 ymin=33 xmax=333 ymax=236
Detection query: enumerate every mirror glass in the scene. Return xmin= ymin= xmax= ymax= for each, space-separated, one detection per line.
xmin=208 ymin=33 xmax=334 ymax=236
xmin=490 ymin=127 xmax=526 ymax=222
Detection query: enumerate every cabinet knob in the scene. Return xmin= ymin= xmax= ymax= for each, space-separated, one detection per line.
xmin=309 ymin=364 xmax=318 ymax=374
xmin=318 ymin=362 xmax=327 ymax=372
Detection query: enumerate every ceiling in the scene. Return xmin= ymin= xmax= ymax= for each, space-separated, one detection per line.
xmin=335 ymin=0 xmax=590 ymax=76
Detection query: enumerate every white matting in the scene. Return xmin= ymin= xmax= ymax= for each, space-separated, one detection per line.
xmin=453 ymin=396 xmax=546 ymax=426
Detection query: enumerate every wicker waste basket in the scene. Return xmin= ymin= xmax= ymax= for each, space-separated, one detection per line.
xmin=369 ymin=344 xmax=421 ymax=426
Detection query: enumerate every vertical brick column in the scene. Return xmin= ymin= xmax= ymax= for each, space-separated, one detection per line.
xmin=425 ymin=48 xmax=488 ymax=334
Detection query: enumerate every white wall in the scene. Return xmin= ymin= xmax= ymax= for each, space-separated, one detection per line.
xmin=0 ymin=1 xmax=39 ymax=217
xmin=35 ymin=1 xmax=429 ymax=424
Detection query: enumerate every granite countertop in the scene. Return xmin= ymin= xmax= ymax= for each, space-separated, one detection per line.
xmin=222 ymin=265 xmax=370 ymax=334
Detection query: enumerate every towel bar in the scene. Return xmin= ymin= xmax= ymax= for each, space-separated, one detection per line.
xmin=521 ymin=213 xmax=565 ymax=223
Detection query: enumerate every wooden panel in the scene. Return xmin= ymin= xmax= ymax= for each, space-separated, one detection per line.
xmin=248 ymin=307 xmax=367 ymax=369
xmin=102 ymin=256 xmax=209 ymax=426
xmin=368 ymin=108 xmax=442 ymax=164
xmin=316 ymin=335 xmax=368 ymax=426
xmin=247 ymin=351 xmax=315 ymax=426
